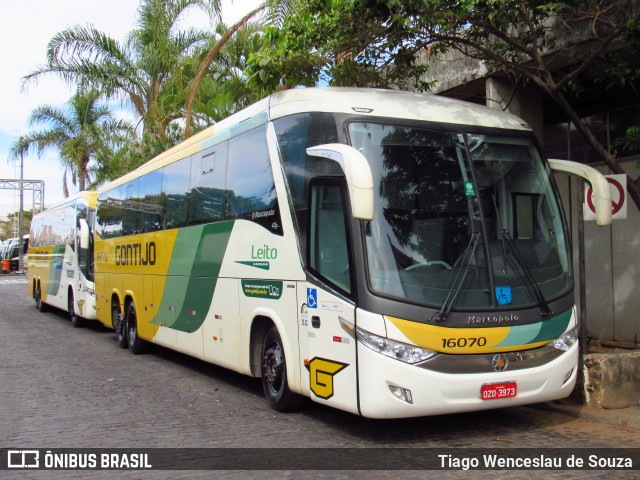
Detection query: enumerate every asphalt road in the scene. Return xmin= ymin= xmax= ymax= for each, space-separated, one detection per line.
xmin=1 ymin=279 xmax=638 ymax=479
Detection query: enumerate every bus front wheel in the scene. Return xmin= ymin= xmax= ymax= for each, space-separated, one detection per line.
xmin=260 ymin=325 xmax=306 ymax=412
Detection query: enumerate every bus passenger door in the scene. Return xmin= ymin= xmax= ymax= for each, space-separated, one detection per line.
xmin=302 ymin=179 xmax=359 ymax=415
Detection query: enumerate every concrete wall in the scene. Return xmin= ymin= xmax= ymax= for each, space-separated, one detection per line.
xmin=548 ymin=159 xmax=639 ymax=345
xmin=535 ymin=158 xmax=640 ymax=346
xmin=415 ymin=49 xmax=487 ymax=94
xmin=583 ymin=351 xmax=640 ymax=408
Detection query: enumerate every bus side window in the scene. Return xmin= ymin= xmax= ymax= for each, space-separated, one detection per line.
xmin=308 ymin=180 xmax=352 ymax=294
xmin=122 ymin=179 xmax=140 ymax=236
xmin=97 ymin=188 xmax=123 ymax=239
xmin=139 ymin=170 xmax=163 ymax=232
xmin=227 ymin=125 xmax=283 ymax=235
xmin=273 ymin=112 xmax=340 ymax=252
xmin=190 ymin=143 xmax=228 ymax=225
xmin=162 ymin=157 xmax=191 ymax=230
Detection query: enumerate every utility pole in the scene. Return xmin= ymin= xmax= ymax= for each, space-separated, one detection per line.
xmin=18 ymin=138 xmax=24 ymax=273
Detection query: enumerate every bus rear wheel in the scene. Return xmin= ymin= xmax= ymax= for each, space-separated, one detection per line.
xmin=112 ymin=297 xmax=128 ymax=349
xmin=35 ymin=282 xmax=48 ymax=313
xmin=261 ymin=325 xmax=306 ymax=412
xmin=35 ymin=283 xmax=48 ymax=312
xmin=126 ymin=302 xmax=151 ymax=355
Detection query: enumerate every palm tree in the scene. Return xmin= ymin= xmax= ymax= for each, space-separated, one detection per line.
xmin=24 ymin=0 xmax=218 ymax=147
xmin=183 ymin=0 xmax=302 ymax=137
xmin=187 ymin=21 xmax=267 ymax=129
xmin=9 ymin=89 xmax=133 ymax=192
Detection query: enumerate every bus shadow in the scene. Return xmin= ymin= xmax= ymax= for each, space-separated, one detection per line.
xmin=46 ymin=305 xmax=576 ymax=444
xmin=295 ymin=400 xmax=576 ymax=445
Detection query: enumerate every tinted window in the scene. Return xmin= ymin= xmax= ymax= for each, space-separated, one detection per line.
xmin=97 ymin=188 xmax=123 ymax=239
xmin=139 ymin=170 xmax=163 ymax=232
xmin=274 ymin=113 xmax=339 ymax=245
xmin=122 ymin=179 xmax=140 ymax=236
xmin=309 ymin=181 xmax=351 ymax=294
xmin=273 ymin=112 xmax=340 ymax=211
xmin=190 ymin=143 xmax=228 ymax=225
xmin=162 ymin=157 xmax=191 ymax=229
xmin=227 ymin=125 xmax=282 ymax=235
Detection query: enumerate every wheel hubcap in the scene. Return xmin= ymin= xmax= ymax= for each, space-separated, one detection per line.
xmin=263 ymin=344 xmax=284 ymax=391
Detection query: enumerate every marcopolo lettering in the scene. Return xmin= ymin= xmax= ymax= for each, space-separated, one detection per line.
xmin=115 ymin=242 xmax=156 ymax=266
xmin=467 ymin=313 xmax=519 ymax=325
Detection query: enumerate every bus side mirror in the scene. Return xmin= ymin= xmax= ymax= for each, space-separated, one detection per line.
xmin=548 ymin=159 xmax=612 ymax=226
xmin=306 ymin=144 xmax=374 ymax=221
xmin=79 ymin=219 xmax=90 ymax=249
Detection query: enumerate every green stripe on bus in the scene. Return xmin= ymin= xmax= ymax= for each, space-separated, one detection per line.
xmin=46 ymin=245 xmax=66 ymax=295
xmin=157 ymin=221 xmax=234 ymax=333
xmin=530 ymin=308 xmax=572 ymax=343
xmin=495 ymin=308 xmax=572 ymax=348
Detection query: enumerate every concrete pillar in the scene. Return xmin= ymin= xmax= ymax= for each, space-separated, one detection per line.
xmin=486 ymin=77 xmax=544 ymax=144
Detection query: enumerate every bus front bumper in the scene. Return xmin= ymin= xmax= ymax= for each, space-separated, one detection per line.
xmin=356 ymin=342 xmax=579 ymax=419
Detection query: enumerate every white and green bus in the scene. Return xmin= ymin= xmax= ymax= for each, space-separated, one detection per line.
xmin=93 ymin=88 xmax=611 ymax=418
xmin=29 ymin=191 xmax=98 ymax=327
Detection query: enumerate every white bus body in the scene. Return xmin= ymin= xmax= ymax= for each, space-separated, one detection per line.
xmin=93 ymin=88 xmax=610 ymax=418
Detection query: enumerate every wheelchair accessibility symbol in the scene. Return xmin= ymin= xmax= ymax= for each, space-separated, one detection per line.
xmin=496 ymin=286 xmax=512 ymax=306
xmin=307 ymin=288 xmax=318 ymax=309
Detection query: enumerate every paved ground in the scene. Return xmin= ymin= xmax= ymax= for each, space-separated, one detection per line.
xmin=1 ymin=280 xmax=638 ymax=479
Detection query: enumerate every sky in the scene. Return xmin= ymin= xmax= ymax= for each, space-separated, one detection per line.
xmin=0 ymin=0 xmax=262 ymax=219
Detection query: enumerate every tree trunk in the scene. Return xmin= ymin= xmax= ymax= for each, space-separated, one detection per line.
xmin=547 ymin=87 xmax=640 ymax=212
xmin=183 ymin=6 xmax=264 ymax=139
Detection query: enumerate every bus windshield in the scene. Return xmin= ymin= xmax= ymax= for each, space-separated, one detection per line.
xmin=348 ymin=122 xmax=571 ymax=311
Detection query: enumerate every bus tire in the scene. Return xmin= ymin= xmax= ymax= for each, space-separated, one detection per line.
xmin=69 ymin=290 xmax=84 ymax=328
xmin=126 ymin=302 xmax=151 ymax=355
xmin=112 ymin=297 xmax=128 ymax=349
xmin=35 ymin=283 xmax=48 ymax=313
xmin=261 ymin=325 xmax=306 ymax=412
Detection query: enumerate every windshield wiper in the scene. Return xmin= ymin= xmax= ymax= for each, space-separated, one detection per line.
xmin=501 ymin=231 xmax=552 ymax=318
xmin=430 ymin=232 xmax=480 ymax=322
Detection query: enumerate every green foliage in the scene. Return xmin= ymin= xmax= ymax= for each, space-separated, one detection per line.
xmin=190 ymin=22 xmax=269 ymax=128
xmin=22 ymin=0 xmax=277 ymax=186
xmin=247 ymin=0 xmax=431 ymax=91
xmin=613 ymin=126 xmax=640 ymax=168
xmin=24 ymin=0 xmax=217 ymax=144
xmin=0 ymin=211 xmax=32 ymax=241
xmin=247 ymin=0 xmax=639 ymax=97
xmin=246 ymin=0 xmax=640 ymax=210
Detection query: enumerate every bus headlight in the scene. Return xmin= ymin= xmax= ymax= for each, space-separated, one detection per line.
xmin=356 ymin=325 xmax=437 ymax=364
xmin=551 ymin=326 xmax=579 ymax=352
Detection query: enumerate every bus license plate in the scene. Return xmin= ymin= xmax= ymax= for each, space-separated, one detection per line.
xmin=481 ymin=382 xmax=517 ymax=400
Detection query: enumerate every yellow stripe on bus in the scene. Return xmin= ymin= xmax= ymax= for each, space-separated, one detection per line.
xmin=386 ymin=316 xmax=549 ymax=354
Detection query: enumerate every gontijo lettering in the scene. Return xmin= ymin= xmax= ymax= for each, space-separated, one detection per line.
xmin=115 ymin=242 xmax=156 ymax=266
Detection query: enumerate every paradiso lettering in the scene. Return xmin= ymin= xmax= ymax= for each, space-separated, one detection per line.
xmin=115 ymin=242 xmax=157 ymax=266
